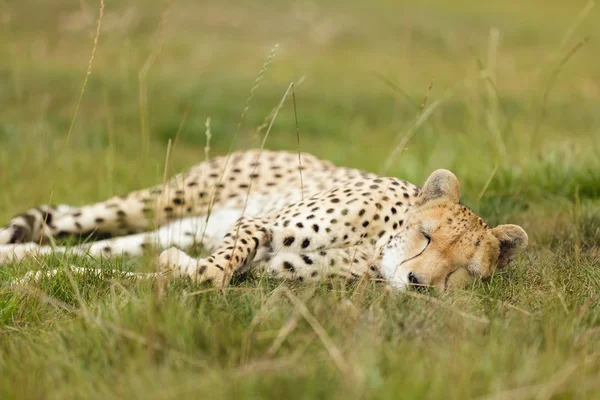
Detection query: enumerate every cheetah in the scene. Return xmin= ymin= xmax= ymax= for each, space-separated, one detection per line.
xmin=0 ymin=149 xmax=528 ymax=291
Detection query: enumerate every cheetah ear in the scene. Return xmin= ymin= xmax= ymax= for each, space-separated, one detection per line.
xmin=420 ymin=169 xmax=460 ymax=204
xmin=491 ymin=224 xmax=529 ymax=268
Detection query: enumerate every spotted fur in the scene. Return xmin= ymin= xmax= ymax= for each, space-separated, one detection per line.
xmin=0 ymin=150 xmax=528 ymax=291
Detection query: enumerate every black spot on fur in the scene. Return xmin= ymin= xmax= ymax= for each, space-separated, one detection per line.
xmin=41 ymin=211 xmax=53 ymax=225
xmin=302 ymin=255 xmax=313 ymax=265
xmin=9 ymin=225 xmax=28 ymax=243
xmin=283 ymin=261 xmax=295 ymax=271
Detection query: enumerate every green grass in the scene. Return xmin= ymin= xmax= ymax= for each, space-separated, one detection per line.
xmin=1 ymin=0 xmax=600 ymax=398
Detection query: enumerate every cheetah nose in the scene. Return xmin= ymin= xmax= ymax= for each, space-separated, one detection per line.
xmin=408 ymin=272 xmax=423 ymax=289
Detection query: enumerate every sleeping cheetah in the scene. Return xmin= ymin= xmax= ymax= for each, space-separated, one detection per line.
xmin=0 ymin=149 xmax=528 ymax=291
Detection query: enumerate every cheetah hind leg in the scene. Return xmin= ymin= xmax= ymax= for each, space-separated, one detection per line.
xmin=2 ymin=207 xmax=245 ymax=267
xmin=4 ymin=220 xmax=203 ymax=286
xmin=4 ymin=219 xmax=214 ymax=286
xmin=3 ymin=213 xmax=265 ymax=289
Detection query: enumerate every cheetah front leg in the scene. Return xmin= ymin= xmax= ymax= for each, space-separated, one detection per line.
xmin=159 ymin=216 xmax=272 ymax=287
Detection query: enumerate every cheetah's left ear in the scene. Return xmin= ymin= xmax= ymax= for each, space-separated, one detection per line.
xmin=491 ymin=224 xmax=529 ymax=268
xmin=420 ymin=169 xmax=460 ymax=204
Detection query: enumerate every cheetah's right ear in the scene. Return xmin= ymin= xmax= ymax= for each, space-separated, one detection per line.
xmin=420 ymin=169 xmax=460 ymax=204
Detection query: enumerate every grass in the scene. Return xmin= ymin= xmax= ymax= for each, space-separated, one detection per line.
xmin=1 ymin=0 xmax=599 ymax=398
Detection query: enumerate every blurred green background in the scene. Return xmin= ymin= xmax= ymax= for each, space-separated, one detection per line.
xmin=1 ymin=1 xmax=599 ymax=398
xmin=1 ymin=0 xmax=598 ymax=215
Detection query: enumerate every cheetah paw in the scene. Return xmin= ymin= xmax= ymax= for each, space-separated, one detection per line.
xmin=158 ymin=247 xmax=225 ymax=287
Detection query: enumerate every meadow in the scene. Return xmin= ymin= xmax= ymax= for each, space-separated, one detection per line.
xmin=1 ymin=0 xmax=599 ymax=398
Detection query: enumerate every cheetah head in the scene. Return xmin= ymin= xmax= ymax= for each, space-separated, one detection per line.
xmin=380 ymin=169 xmax=528 ymax=291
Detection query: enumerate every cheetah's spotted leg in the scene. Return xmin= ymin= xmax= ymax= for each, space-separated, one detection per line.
xmin=0 ymin=208 xmax=246 ymax=266
xmin=80 ymin=209 xmax=244 ymax=258
xmin=159 ymin=216 xmax=272 ymax=287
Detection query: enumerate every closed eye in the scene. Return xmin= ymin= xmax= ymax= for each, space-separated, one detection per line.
xmin=398 ymin=233 xmax=430 ymax=267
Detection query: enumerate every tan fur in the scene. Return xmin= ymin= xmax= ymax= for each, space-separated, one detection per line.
xmin=0 ymin=150 xmax=528 ymax=291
